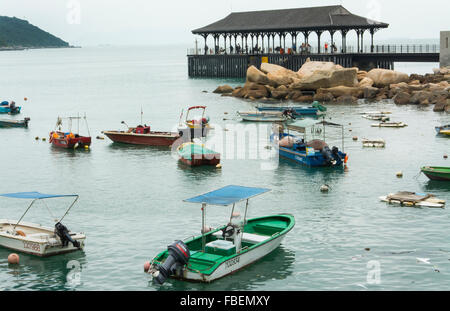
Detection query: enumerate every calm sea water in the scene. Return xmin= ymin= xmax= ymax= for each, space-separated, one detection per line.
xmin=0 ymin=46 xmax=449 ymax=291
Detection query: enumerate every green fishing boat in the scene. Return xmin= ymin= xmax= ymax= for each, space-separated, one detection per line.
xmin=421 ymin=166 xmax=450 ymax=181
xmin=145 ymin=185 xmax=295 ymax=284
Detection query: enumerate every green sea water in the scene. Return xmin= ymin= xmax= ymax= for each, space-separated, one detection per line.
xmin=0 ymin=46 xmax=449 ymax=291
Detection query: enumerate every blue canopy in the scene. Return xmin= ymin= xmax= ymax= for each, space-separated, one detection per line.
xmin=184 ymin=185 xmax=271 ymax=206
xmin=0 ymin=192 xmax=78 ymax=200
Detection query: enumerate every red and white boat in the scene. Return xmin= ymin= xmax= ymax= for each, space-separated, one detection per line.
xmin=49 ymin=115 xmax=92 ymax=150
xmin=102 ymin=121 xmax=180 ymax=146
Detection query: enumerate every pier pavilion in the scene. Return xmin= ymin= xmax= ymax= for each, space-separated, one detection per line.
xmin=188 ymin=5 xmax=439 ymax=77
xmin=192 ymin=5 xmax=388 ymax=55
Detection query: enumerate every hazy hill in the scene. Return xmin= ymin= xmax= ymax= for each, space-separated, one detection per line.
xmin=0 ymin=16 xmax=69 ymax=48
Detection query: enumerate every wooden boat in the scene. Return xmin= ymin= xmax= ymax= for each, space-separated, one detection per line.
xmin=49 ymin=115 xmax=91 ymax=149
xmin=0 ymin=101 xmax=21 ymax=114
xmin=362 ymin=138 xmax=386 ymax=148
xmin=0 ymin=192 xmax=86 ymax=256
xmin=238 ymin=110 xmax=295 ymax=122
xmin=362 ymin=114 xmax=390 ymax=121
xmin=379 ymin=191 xmax=445 ymax=208
xmin=272 ymin=119 xmax=348 ymax=167
xmin=0 ymin=118 xmax=30 ymax=128
xmin=178 ymin=106 xmax=211 ymax=139
xmin=421 ymin=166 xmax=450 ymax=181
xmin=146 ymin=185 xmax=295 ymax=283
xmin=435 ymin=125 xmax=450 ymax=136
xmin=256 ymin=101 xmax=326 ymax=116
xmin=177 ymin=142 xmax=220 ymax=166
xmin=103 ymin=121 xmax=180 ymax=146
xmin=371 ymin=122 xmax=407 ymax=128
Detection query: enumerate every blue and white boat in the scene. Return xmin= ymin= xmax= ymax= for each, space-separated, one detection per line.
xmin=256 ymin=101 xmax=327 ymax=116
xmin=0 ymin=101 xmax=21 ymax=114
xmin=271 ymin=119 xmax=348 ymax=167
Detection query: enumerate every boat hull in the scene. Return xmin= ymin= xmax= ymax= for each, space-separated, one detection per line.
xmin=0 ymin=220 xmax=85 ymax=257
xmin=0 ymin=119 xmax=29 ymax=128
xmin=421 ymin=167 xmax=450 ymax=181
xmin=103 ymin=131 xmax=179 ymax=146
xmin=0 ymin=106 xmax=21 ymax=114
xmin=278 ymin=146 xmax=346 ymax=167
xmin=256 ymin=107 xmax=318 ymax=116
xmin=50 ymin=132 xmax=91 ymax=149
xmin=180 ymin=232 xmax=287 ymax=282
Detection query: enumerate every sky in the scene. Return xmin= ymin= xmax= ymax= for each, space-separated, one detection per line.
xmin=0 ymin=0 xmax=448 ymax=46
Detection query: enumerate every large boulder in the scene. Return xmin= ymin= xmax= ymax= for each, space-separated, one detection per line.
xmin=297 ymin=60 xmax=343 ymax=78
xmin=363 ymin=87 xmax=379 ymax=99
xmin=357 ymin=71 xmax=368 ymax=81
xmin=271 ymin=85 xmax=289 ymax=100
xmin=213 ymin=85 xmax=234 ymax=94
xmin=232 ymin=82 xmax=269 ymax=99
xmin=336 ymin=95 xmax=358 ymax=104
xmin=358 ymin=77 xmax=374 ymax=88
xmin=291 ymin=68 xmax=358 ymax=90
xmin=317 ymin=86 xmax=363 ymax=98
xmin=434 ymin=98 xmax=450 ymax=112
xmin=267 ymin=71 xmax=294 ymax=87
xmin=314 ymin=91 xmax=335 ymax=102
xmin=246 ymin=66 xmax=271 ymax=85
xmin=367 ymin=69 xmax=409 ymax=87
xmin=260 ymin=63 xmax=287 ymax=74
xmin=393 ymin=91 xmax=411 ymax=105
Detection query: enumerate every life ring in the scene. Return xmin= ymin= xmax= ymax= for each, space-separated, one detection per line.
xmin=16 ymin=230 xmax=26 ymax=237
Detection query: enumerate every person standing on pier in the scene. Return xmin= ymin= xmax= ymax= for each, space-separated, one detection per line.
xmin=325 ymin=42 xmax=329 ymax=53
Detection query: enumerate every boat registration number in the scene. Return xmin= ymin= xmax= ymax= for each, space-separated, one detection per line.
xmin=23 ymin=241 xmax=40 ymax=252
xmin=225 ymin=257 xmax=240 ymax=268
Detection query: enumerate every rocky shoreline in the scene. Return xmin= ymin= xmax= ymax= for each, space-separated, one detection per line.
xmin=213 ymin=60 xmax=450 ymax=113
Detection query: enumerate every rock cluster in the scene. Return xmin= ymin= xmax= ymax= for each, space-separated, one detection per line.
xmin=213 ymin=60 xmax=450 ymax=112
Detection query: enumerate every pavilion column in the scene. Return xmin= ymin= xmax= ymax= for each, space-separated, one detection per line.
xmin=262 ymin=34 xmax=265 ymax=53
xmin=272 ymin=34 xmax=275 ymax=53
xmin=329 ymin=30 xmax=335 ymax=54
xmin=370 ymin=29 xmax=375 ymax=53
xmin=341 ymin=30 xmax=348 ymax=53
xmin=316 ymin=30 xmax=323 ymax=54
xmin=203 ymin=34 xmax=208 ymax=55
xmin=360 ymin=30 xmax=365 ymax=53
xmin=241 ymin=34 xmax=244 ymax=54
xmin=283 ymin=33 xmax=286 ymax=50
xmin=224 ymin=34 xmax=227 ymax=54
xmin=356 ymin=30 xmax=361 ymax=54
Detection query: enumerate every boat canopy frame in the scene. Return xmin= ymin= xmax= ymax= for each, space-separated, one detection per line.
xmin=184 ymin=185 xmax=271 ymax=252
xmin=277 ymin=116 xmax=345 ymax=152
xmin=55 ymin=113 xmax=91 ymax=137
xmin=0 ymin=192 xmax=79 ymax=230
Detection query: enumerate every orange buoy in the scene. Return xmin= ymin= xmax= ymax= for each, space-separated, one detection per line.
xmin=8 ymin=253 xmax=20 ymax=264
xmin=144 ymin=261 xmax=151 ymax=272
xmin=24 ymin=97 xmax=28 ymax=101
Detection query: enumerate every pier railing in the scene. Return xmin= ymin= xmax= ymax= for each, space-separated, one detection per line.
xmin=187 ymin=44 xmax=439 ymax=56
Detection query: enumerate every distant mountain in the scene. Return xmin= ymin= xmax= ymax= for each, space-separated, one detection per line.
xmin=0 ymin=16 xmax=69 ymax=49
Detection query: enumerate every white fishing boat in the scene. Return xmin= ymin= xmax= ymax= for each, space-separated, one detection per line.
xmin=371 ymin=122 xmax=407 ymax=128
xmin=0 ymin=192 xmax=86 ymax=256
xmin=146 ymin=185 xmax=295 ymax=283
xmin=362 ymin=114 xmax=390 ymax=122
xmin=362 ymin=138 xmax=386 ymax=148
xmin=379 ymin=191 xmax=445 ymax=209
xmin=238 ymin=110 xmax=296 ymax=122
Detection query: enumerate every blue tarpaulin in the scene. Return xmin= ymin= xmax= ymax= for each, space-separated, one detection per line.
xmin=0 ymin=192 xmax=78 ymax=200
xmin=184 ymin=185 xmax=271 ymax=206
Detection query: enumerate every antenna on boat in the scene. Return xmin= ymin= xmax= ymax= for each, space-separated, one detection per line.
xmin=141 ymin=106 xmax=143 ymax=126
xmin=83 ymin=113 xmax=90 ymax=137
xmin=179 ymin=109 xmax=184 ymax=127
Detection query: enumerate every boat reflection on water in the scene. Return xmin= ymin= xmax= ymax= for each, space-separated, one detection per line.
xmin=154 ymin=246 xmax=295 ymax=291
xmin=422 ymin=180 xmax=450 ymax=192
xmin=0 ymin=248 xmax=86 ymax=290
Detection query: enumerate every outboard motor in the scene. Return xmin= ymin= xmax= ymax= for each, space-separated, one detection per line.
xmin=154 ymin=240 xmax=190 ymax=285
xmin=331 ymin=146 xmax=342 ymax=163
xmin=55 ymin=222 xmax=81 ymax=249
xmin=320 ymin=146 xmax=335 ymax=166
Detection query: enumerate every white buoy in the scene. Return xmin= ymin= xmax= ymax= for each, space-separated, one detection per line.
xmin=320 ymin=184 xmax=330 ymax=192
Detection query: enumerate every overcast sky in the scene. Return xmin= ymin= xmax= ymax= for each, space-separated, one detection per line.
xmin=0 ymin=0 xmax=448 ymax=46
